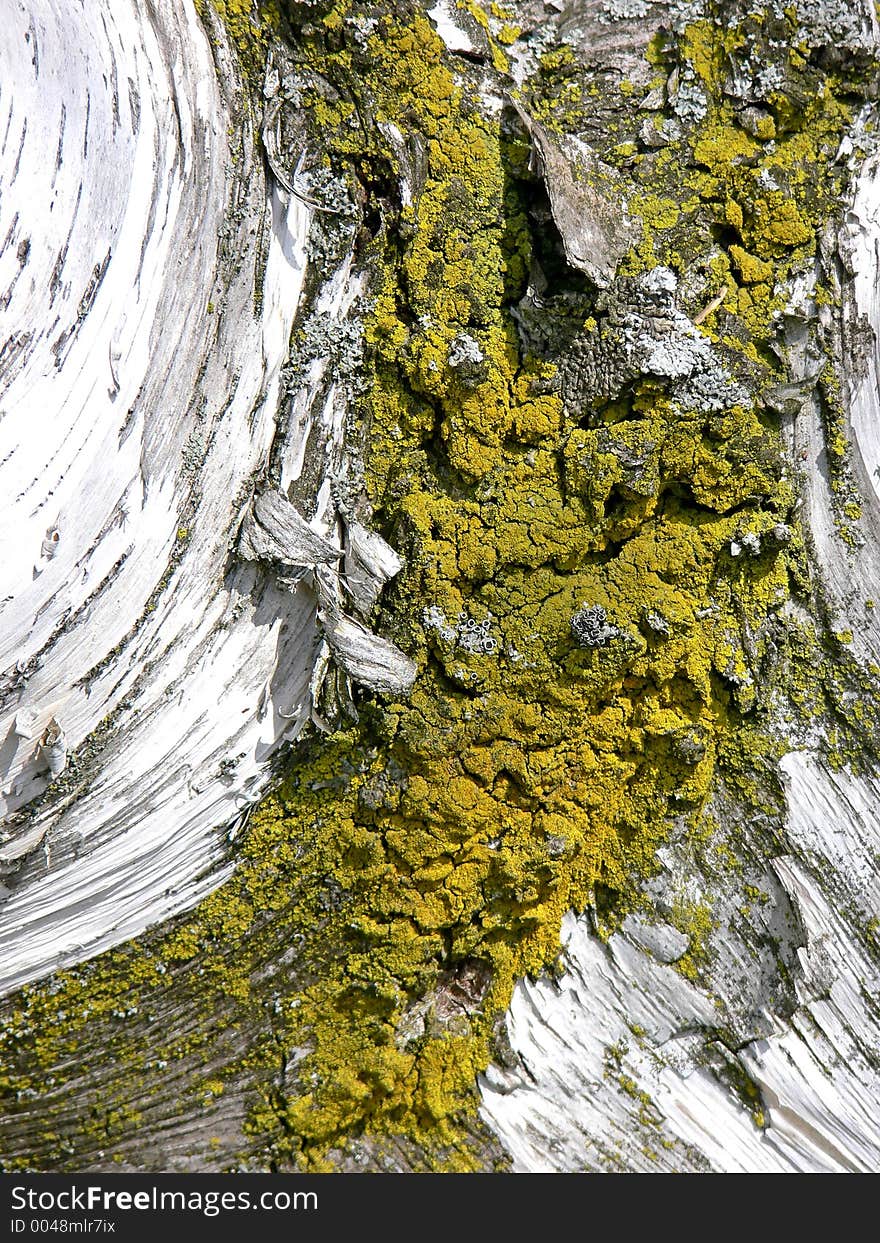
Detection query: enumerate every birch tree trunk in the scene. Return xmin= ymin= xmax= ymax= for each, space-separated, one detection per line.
xmin=2 ymin=0 xmax=880 ymax=1172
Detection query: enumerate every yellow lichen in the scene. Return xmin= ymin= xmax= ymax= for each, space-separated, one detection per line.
xmin=3 ymin=0 xmax=879 ymax=1176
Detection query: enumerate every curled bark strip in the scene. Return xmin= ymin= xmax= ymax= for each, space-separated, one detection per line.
xmin=239 ymin=488 xmax=342 ymax=569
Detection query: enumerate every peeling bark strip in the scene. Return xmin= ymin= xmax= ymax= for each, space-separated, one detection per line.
xmin=318 ymin=607 xmax=418 ymax=696
xmin=238 ymin=489 xmax=342 ymax=567
xmin=2 ymin=0 xmax=880 ymax=1176
xmin=344 ymin=520 xmax=404 ymax=614
xmin=514 ymin=104 xmax=640 ymax=287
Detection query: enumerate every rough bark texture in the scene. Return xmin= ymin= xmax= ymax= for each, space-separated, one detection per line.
xmin=2 ymin=0 xmax=880 ymax=1173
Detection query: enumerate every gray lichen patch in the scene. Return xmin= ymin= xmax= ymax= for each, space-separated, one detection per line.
xmin=570 ymin=603 xmax=621 ymax=648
